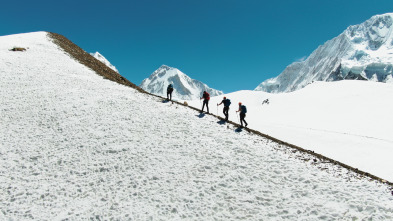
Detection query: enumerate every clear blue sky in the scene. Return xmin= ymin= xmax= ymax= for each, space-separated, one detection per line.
xmin=1 ymin=0 xmax=392 ymax=93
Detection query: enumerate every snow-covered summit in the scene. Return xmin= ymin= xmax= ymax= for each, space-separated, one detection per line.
xmin=255 ymin=13 xmax=393 ymax=93
xmin=90 ymin=51 xmax=118 ymax=73
xmin=140 ymin=65 xmax=223 ymax=100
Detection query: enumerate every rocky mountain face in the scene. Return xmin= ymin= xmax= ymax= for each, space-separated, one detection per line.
xmin=255 ymin=13 xmax=393 ymax=93
xmin=140 ymin=65 xmax=223 ymax=100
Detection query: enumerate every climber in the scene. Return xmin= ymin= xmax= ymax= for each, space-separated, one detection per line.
xmin=217 ymin=96 xmax=231 ymax=121
xmin=236 ymin=102 xmax=248 ymax=127
xmin=167 ymin=84 xmax=174 ymax=101
xmin=200 ymin=91 xmax=210 ymax=113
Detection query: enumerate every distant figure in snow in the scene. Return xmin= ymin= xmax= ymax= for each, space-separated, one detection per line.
xmin=217 ymin=96 xmax=231 ymax=121
xmin=167 ymin=84 xmax=174 ymax=100
xmin=236 ymin=102 xmax=248 ymax=127
xmin=200 ymin=91 xmax=210 ymax=113
xmin=262 ymin=99 xmax=269 ymax=105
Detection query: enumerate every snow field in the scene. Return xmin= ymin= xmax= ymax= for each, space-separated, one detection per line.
xmin=190 ymin=81 xmax=393 ymax=182
xmin=0 ymin=32 xmax=392 ymax=220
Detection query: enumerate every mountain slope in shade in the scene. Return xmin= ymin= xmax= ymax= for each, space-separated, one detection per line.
xmin=140 ymin=65 xmax=223 ymax=100
xmin=255 ymin=13 xmax=393 ymax=93
xmin=90 ymin=52 xmax=118 ymax=73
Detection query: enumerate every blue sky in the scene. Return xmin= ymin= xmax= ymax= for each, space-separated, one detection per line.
xmin=1 ymin=0 xmax=392 ymax=93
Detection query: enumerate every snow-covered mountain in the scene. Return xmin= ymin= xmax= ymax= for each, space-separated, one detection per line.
xmin=140 ymin=65 xmax=223 ymax=100
xmin=1 ymin=31 xmax=392 ymax=220
xmin=255 ymin=13 xmax=393 ymax=93
xmin=90 ymin=51 xmax=118 ymax=72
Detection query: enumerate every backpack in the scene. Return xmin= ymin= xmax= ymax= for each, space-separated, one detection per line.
xmin=204 ymin=92 xmax=210 ymax=100
xmin=224 ymin=99 xmax=231 ymax=107
xmin=241 ymin=105 xmax=247 ymax=113
xmin=167 ymin=84 xmax=173 ymax=93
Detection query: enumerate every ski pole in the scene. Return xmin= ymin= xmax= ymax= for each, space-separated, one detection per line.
xmin=217 ymin=104 xmax=218 ymax=116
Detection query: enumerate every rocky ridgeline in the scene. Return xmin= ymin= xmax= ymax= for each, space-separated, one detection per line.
xmin=48 ymin=32 xmax=146 ymax=94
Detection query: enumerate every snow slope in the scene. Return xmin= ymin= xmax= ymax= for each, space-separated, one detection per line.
xmin=140 ymin=65 xmax=223 ymax=100
xmin=256 ymin=13 xmax=393 ymax=93
xmin=90 ymin=51 xmax=119 ymax=72
xmin=189 ymin=80 xmax=393 ymax=182
xmin=1 ymin=32 xmax=392 ymax=220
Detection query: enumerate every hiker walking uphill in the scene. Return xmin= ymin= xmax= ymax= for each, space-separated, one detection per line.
xmin=217 ymin=96 xmax=231 ymax=121
xmin=167 ymin=84 xmax=174 ymax=101
xmin=236 ymin=102 xmax=248 ymax=128
xmin=200 ymin=91 xmax=210 ymax=113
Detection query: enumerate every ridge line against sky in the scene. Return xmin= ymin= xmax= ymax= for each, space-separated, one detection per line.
xmin=1 ymin=0 xmax=392 ymax=93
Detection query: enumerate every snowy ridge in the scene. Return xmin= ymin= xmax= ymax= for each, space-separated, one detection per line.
xmin=140 ymin=65 xmax=223 ymax=100
xmin=1 ymin=32 xmax=392 ymax=219
xmin=256 ymin=13 xmax=393 ymax=93
xmin=90 ymin=51 xmax=119 ymax=73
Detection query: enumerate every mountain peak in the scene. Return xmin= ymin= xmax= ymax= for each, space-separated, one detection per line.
xmin=153 ymin=64 xmax=172 ymax=74
xmin=140 ymin=66 xmax=223 ymax=100
xmin=90 ymin=51 xmax=119 ymax=73
xmin=373 ymin=12 xmax=393 ymax=19
xmin=345 ymin=13 xmax=393 ymax=51
xmin=255 ymin=13 xmax=393 ymax=93
xmin=91 ymin=51 xmax=104 ymax=59
xmin=158 ymin=64 xmax=172 ymax=70
xmin=146 ymin=65 xmax=182 ymax=84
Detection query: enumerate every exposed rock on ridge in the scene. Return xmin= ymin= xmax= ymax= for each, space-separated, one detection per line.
xmin=48 ymin=32 xmax=145 ymax=94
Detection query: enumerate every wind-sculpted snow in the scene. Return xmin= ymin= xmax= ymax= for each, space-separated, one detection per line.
xmin=0 ymin=32 xmax=392 ymax=220
xmin=256 ymin=13 xmax=393 ymax=93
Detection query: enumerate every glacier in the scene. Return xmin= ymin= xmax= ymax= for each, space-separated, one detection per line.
xmin=255 ymin=13 xmax=393 ymax=93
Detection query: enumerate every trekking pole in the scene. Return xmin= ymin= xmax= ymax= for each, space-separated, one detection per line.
xmin=216 ymin=104 xmax=218 ymax=116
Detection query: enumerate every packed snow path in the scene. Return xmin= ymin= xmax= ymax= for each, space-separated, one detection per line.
xmin=0 ymin=32 xmax=392 ymax=220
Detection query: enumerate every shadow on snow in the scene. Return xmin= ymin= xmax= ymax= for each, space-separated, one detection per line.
xmin=196 ymin=112 xmax=205 ymax=118
xmin=235 ymin=127 xmax=243 ymax=133
xmin=217 ymin=120 xmax=226 ymax=125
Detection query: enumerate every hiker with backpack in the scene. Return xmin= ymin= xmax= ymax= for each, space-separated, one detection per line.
xmin=236 ymin=102 xmax=248 ymax=127
xmin=217 ymin=96 xmax=231 ymax=121
xmin=167 ymin=84 xmax=174 ymax=101
xmin=200 ymin=91 xmax=210 ymax=113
